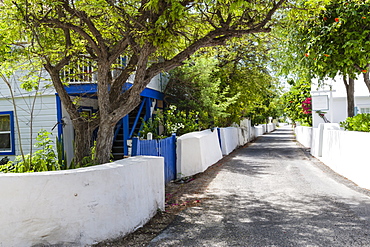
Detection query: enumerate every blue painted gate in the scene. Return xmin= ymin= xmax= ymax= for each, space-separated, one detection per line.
xmin=131 ymin=134 xmax=176 ymax=184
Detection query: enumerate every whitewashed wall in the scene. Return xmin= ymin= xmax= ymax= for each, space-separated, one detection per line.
xmin=254 ymin=126 xmax=264 ymax=137
xmin=240 ymin=119 xmax=254 ymax=142
xmin=0 ymin=92 xmax=58 ymax=160
xmin=295 ymin=123 xmax=370 ymax=190
xmin=219 ymin=127 xmax=239 ymax=155
xmin=176 ymin=129 xmax=222 ymax=178
xmin=176 ymin=121 xmax=276 ymax=178
xmin=238 ymin=128 xmax=249 ymax=146
xmin=0 ymin=156 xmax=164 ymax=247
xmin=294 ymin=126 xmax=312 ymax=148
xmin=266 ymin=123 xmax=275 ymax=133
xmin=320 ymin=130 xmax=370 ymax=189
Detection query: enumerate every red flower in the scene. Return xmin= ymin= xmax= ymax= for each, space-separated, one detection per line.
xmin=302 ymin=97 xmax=312 ymax=114
xmin=323 ymin=17 xmax=328 ymax=21
xmin=362 ymin=17 xmax=366 ymax=19
xmin=335 ymin=18 xmax=339 ymax=22
xmin=362 ymin=70 xmax=367 ymax=73
xmin=324 ymin=54 xmax=330 ymax=57
xmin=305 ymin=53 xmax=309 ymax=57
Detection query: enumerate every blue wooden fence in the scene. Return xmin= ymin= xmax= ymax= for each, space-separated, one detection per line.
xmin=131 ymin=134 xmax=176 ymax=184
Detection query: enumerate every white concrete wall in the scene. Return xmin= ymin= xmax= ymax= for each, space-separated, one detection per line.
xmin=267 ymin=123 xmax=275 ymax=133
xmin=176 ymin=129 xmax=222 ymax=178
xmin=310 ymin=127 xmax=321 ymax=157
xmin=238 ymin=128 xmax=249 ymax=146
xmin=295 ymin=123 xmax=370 ymax=190
xmin=0 ymin=156 xmax=164 ymax=247
xmin=249 ymin=126 xmax=256 ymax=140
xmin=219 ymin=127 xmax=239 ymax=155
xmin=176 ymin=120 xmax=274 ymax=178
xmin=294 ymin=126 xmax=312 ymax=148
xmin=321 ymin=130 xmax=370 ymax=189
xmin=240 ymin=119 xmax=254 ymax=143
xmin=254 ymin=126 xmax=264 ymax=137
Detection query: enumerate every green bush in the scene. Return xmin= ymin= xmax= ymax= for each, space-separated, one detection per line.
xmin=0 ymin=129 xmax=98 ymax=173
xmin=140 ymin=105 xmax=200 ymax=138
xmin=0 ymin=130 xmax=61 ymax=173
xmin=340 ymin=113 xmax=370 ymax=132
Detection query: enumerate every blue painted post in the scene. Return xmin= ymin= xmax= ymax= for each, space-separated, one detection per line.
xmin=131 ymin=137 xmax=138 ymax=156
xmin=129 ymin=100 xmax=145 ymax=138
xmin=55 ymin=95 xmax=63 ymax=141
xmin=123 ymin=115 xmax=129 ymax=156
xmin=171 ymin=133 xmax=177 ymax=173
xmin=145 ymin=97 xmax=152 ymax=121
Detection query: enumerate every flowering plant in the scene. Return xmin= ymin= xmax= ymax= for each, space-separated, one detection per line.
xmin=301 ymin=97 xmax=312 ymax=114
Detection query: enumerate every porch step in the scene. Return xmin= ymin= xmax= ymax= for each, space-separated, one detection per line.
xmin=111 ymin=97 xmax=148 ymax=160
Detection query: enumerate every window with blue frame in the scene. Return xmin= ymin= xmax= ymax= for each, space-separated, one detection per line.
xmin=0 ymin=111 xmax=15 ymax=155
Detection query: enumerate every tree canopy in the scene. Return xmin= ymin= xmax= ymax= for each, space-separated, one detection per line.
xmin=273 ymin=0 xmax=370 ymax=118
xmin=0 ymin=0 xmax=287 ymax=164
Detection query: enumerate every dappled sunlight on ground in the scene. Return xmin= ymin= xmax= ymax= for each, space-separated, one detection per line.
xmin=147 ymin=127 xmax=370 ymax=247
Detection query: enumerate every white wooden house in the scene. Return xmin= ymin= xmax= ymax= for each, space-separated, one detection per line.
xmin=0 ymin=67 xmax=168 ymax=163
xmin=311 ymin=76 xmax=370 ymax=128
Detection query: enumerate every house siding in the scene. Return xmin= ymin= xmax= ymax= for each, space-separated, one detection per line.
xmin=0 ymin=93 xmax=58 ymax=160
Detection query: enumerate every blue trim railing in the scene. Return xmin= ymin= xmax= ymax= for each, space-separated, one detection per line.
xmin=128 ymin=99 xmax=146 ymax=139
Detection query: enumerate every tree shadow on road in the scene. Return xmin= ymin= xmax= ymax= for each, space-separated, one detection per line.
xmin=149 ymin=192 xmax=370 ymax=246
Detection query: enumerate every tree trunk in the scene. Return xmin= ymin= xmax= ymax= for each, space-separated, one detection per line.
xmin=95 ymin=118 xmax=116 ymax=165
xmin=94 ymin=62 xmax=118 ymax=165
xmin=72 ymin=119 xmax=93 ymax=167
xmin=343 ymin=76 xmax=355 ymax=118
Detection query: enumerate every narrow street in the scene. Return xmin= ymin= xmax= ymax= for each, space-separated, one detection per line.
xmin=148 ymin=126 xmax=370 ymax=246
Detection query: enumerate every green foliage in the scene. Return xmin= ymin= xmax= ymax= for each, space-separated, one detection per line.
xmin=208 ymin=38 xmax=284 ymax=125
xmin=165 ymin=56 xmax=239 ymax=128
xmin=166 ymin=42 xmax=283 ymax=127
xmin=56 ymin=136 xmax=68 ymax=170
xmin=340 ymin=113 xmax=370 ymax=132
xmin=0 ymin=130 xmax=60 ymax=173
xmin=275 ymin=0 xmax=370 ymax=81
xmin=75 ymin=141 xmax=98 ymax=168
xmin=140 ymin=105 xmax=200 ymax=138
xmin=0 ymin=0 xmax=287 ymax=164
xmin=281 ymin=79 xmax=312 ymax=126
xmin=303 ymin=0 xmax=370 ymax=79
xmin=0 ymin=130 xmax=97 ymax=173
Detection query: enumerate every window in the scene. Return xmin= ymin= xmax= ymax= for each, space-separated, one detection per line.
xmin=360 ymin=107 xmax=370 ymax=114
xmin=0 ymin=111 xmax=15 ymax=155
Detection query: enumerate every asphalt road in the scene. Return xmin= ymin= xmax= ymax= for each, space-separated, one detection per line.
xmin=148 ymin=126 xmax=370 ymax=247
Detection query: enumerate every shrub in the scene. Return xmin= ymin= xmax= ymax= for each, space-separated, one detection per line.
xmin=0 ymin=130 xmax=60 ymax=173
xmin=0 ymin=130 xmax=99 ymax=173
xmin=340 ymin=113 xmax=370 ymax=132
xmin=140 ymin=105 xmax=200 ymax=138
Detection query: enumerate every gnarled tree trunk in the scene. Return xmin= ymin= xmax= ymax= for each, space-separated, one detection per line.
xmin=72 ymin=119 xmax=93 ymax=166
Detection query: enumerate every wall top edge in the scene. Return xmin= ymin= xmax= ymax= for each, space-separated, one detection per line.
xmin=0 ymin=156 xmax=163 ymax=178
